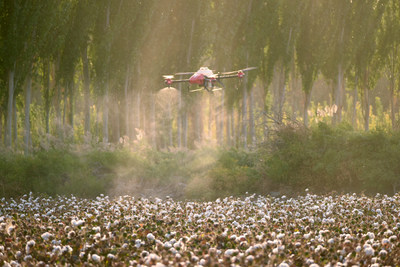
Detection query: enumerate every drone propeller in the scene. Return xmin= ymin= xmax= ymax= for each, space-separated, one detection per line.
xmin=174 ymin=72 xmax=195 ymax=76
xmin=190 ymin=88 xmax=204 ymax=93
xmin=241 ymin=66 xmax=258 ymax=72
xmin=221 ymin=67 xmax=257 ymax=75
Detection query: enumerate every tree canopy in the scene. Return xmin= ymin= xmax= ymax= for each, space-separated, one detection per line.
xmin=0 ymin=0 xmax=398 ymax=151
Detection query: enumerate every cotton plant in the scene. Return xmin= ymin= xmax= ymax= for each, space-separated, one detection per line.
xmin=1 ymin=194 xmax=400 ymax=265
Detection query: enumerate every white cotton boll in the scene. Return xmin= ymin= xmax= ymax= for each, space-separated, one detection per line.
xmin=379 ymin=249 xmax=388 ymax=258
xmin=61 ymin=245 xmax=72 ymax=254
xmin=146 ymin=233 xmax=156 ymax=241
xmin=67 ymin=230 xmax=76 ymax=239
xmin=367 ymin=232 xmax=375 ymax=240
xmin=277 ymin=233 xmax=285 ymax=239
xmin=41 ymin=232 xmax=53 ymax=241
xmin=278 ymin=263 xmax=289 ymax=267
xmin=91 ymin=254 xmax=101 ymax=263
xmin=173 ymin=242 xmax=181 ymax=249
xmin=191 ymin=255 xmax=199 ymax=262
xmin=224 ymin=249 xmax=237 ymax=257
xmin=15 ymin=251 xmax=22 ymax=259
xmin=7 ymin=226 xmax=15 ymax=235
xmin=364 ymin=245 xmax=374 ymax=256
xmin=385 ymin=230 xmax=393 ymax=236
xmin=246 ymin=255 xmax=254 ymax=263
xmin=72 ymin=219 xmax=85 ymax=227
xmin=23 ymin=255 xmax=32 ymax=262
xmin=169 ymin=247 xmax=178 ymax=255
xmin=199 ymin=259 xmax=206 ymax=265
xmin=25 ymin=240 xmax=35 ymax=254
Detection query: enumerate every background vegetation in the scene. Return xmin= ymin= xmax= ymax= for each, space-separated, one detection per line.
xmin=1 ymin=123 xmax=399 ymax=199
xmin=1 ymin=0 xmax=400 ymax=198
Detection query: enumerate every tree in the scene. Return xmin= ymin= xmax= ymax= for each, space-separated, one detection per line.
xmin=296 ymin=0 xmax=329 ymax=127
xmin=351 ymin=0 xmax=385 ymax=131
xmin=321 ymin=0 xmax=353 ymax=125
xmin=378 ymin=0 xmax=400 ymax=130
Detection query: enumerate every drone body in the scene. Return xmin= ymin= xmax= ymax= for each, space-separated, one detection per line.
xmin=163 ymin=66 xmax=256 ymax=92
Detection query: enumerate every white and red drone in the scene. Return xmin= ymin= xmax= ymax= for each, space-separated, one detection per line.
xmin=163 ymin=66 xmax=256 ymax=92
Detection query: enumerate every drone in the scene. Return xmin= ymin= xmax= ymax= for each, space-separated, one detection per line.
xmin=163 ymin=66 xmax=256 ymax=92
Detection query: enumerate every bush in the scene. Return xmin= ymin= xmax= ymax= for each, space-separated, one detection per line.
xmin=0 ymin=150 xmax=112 ymax=198
xmin=208 ymin=149 xmax=261 ymax=198
xmin=1 ymin=125 xmax=400 ymax=199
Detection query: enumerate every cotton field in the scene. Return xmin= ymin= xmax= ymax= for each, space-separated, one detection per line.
xmin=1 ymin=193 xmax=400 ymax=266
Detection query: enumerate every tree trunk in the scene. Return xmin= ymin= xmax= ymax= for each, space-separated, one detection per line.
xmin=278 ymin=66 xmax=286 ymax=123
xmin=237 ymin=105 xmax=241 ymax=148
xmin=249 ymin=88 xmax=256 ymax=146
xmin=103 ymin=82 xmax=109 ymax=143
xmin=389 ymin=47 xmax=396 ymax=130
xmin=44 ymin=60 xmax=51 ymax=135
xmin=114 ymin=94 xmax=120 ymax=142
xmin=363 ymin=69 xmax=369 ymax=131
xmin=231 ymin=108 xmax=236 ymax=147
xmin=390 ymin=86 xmax=395 ymax=130
xmin=82 ymin=46 xmax=91 ymax=135
xmin=177 ymin=82 xmax=182 ymax=148
xmin=352 ymin=75 xmax=358 ymax=129
xmin=218 ymin=91 xmax=224 ymax=145
xmin=68 ymin=80 xmax=74 ymax=135
xmin=136 ymin=91 xmax=141 ymax=132
xmin=183 ymin=110 xmax=188 ymax=148
xmin=24 ymin=71 xmax=32 ymax=155
xmin=0 ymin=110 xmax=3 ymax=144
xmin=12 ymin=93 xmax=17 ymax=150
xmin=63 ymin=84 xmax=67 ymax=132
xmin=168 ymin=96 xmax=172 ymax=147
xmin=196 ymin=100 xmax=203 ymax=143
xmin=304 ymin=90 xmax=312 ymax=127
xmin=5 ymin=67 xmax=15 ymax=148
xmin=208 ymin=94 xmax=212 ymax=139
xmin=215 ymin=102 xmax=220 ymax=144
xmin=55 ymin=57 xmax=62 ymax=138
xmin=151 ymin=92 xmax=156 ymax=148
xmin=364 ymin=86 xmax=369 ymax=131
xmin=262 ymin=79 xmax=269 ymax=141
xmin=333 ymin=63 xmax=343 ymax=125
xmin=226 ymin=108 xmax=231 ymax=146
xmin=242 ymin=79 xmax=248 ymax=149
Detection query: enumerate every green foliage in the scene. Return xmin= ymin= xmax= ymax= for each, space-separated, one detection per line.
xmin=2 ymin=126 xmax=400 ymax=199
xmin=208 ymin=149 xmax=260 ymax=198
xmin=0 ymin=149 xmax=111 ymax=198
xmin=205 ymin=124 xmax=400 ymax=197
